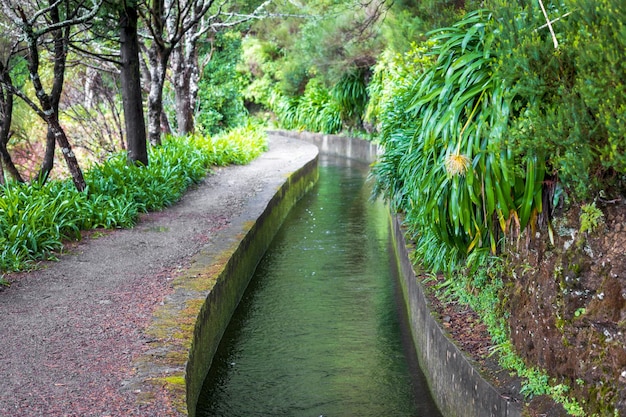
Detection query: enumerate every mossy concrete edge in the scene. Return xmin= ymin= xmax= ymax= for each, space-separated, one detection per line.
xmin=274 ymin=129 xmax=523 ymax=417
xmin=128 ymin=141 xmax=319 ymax=417
xmin=184 ymin=156 xmax=319 ymax=417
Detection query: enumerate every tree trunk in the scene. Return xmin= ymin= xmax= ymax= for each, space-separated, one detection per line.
xmin=147 ymin=45 xmax=169 ymax=146
xmin=37 ymin=129 xmax=56 ymax=184
xmin=172 ymin=41 xmax=195 ymax=135
xmin=143 ymin=0 xmax=168 ymax=146
xmin=50 ymin=134 xmax=84 ymax=192
xmin=34 ymin=4 xmax=64 ymax=183
xmin=119 ymin=4 xmax=148 ymax=165
xmin=83 ymin=66 xmax=99 ymax=109
xmin=0 ymin=64 xmax=24 ymax=183
xmin=0 ymin=145 xmax=23 ymax=183
xmin=24 ymin=4 xmax=86 ymax=191
xmin=160 ymin=109 xmax=172 ymax=136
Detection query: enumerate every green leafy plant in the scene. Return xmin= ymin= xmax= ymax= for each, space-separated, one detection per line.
xmin=373 ymin=9 xmax=546 ymax=271
xmin=196 ymin=31 xmax=249 ymax=135
xmin=191 ymin=122 xmax=268 ymax=166
xmin=271 ymin=78 xmax=342 ymax=134
xmin=494 ymin=0 xmax=626 ymax=201
xmin=331 ymin=68 xmax=368 ymax=130
xmin=579 ymin=202 xmax=604 ymax=234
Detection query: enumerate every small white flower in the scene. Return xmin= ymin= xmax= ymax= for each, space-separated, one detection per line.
xmin=444 ymin=152 xmax=470 ymax=176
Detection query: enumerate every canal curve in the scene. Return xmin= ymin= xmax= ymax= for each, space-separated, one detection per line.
xmin=195 ymin=155 xmax=442 ymax=416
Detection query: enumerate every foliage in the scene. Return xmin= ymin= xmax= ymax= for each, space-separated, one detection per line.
xmin=381 ymin=0 xmax=486 ymax=53
xmin=373 ymin=10 xmax=545 ymax=271
xmin=240 ymin=37 xmax=284 ymax=108
xmin=0 ymin=181 xmax=85 ymax=271
xmin=579 ymin=202 xmax=604 ymax=234
xmin=365 ymin=43 xmax=436 ymax=134
xmin=569 ymin=0 xmax=626 ymax=178
xmin=493 ymin=0 xmax=626 ymax=201
xmin=196 ymin=31 xmax=249 ymax=135
xmin=330 ymin=68 xmax=369 ymax=130
xmin=0 ymin=129 xmax=267 ymax=273
xmin=276 ymin=60 xmax=310 ymax=98
xmin=379 ymin=8 xmax=427 ymax=53
xmin=285 ymin=1 xmax=386 ymax=84
xmin=271 ymin=78 xmax=343 ymax=134
xmin=190 ymin=122 xmax=269 ymax=166
xmin=373 ymin=4 xmax=625 ymax=412
xmin=245 ymin=0 xmax=403 ymax=133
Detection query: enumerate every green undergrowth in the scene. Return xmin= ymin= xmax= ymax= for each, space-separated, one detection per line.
xmin=371 ymin=3 xmax=626 ymax=414
xmin=427 ymin=249 xmax=586 ymax=416
xmin=0 ymin=125 xmax=268 ymax=273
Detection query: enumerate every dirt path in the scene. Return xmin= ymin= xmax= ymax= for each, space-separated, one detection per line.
xmin=0 ymin=135 xmax=318 ymax=417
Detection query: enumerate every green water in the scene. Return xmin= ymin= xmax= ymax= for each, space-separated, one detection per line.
xmin=196 ymin=156 xmax=442 ymax=417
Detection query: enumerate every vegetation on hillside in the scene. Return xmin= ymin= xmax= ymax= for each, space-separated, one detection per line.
xmin=362 ymin=1 xmax=626 ymax=414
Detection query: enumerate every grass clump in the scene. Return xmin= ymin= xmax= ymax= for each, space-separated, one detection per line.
xmin=192 ymin=122 xmax=269 ymax=166
xmin=0 ymin=128 xmax=268 ymax=273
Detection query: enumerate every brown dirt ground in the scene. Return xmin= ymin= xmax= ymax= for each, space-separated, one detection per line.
xmin=508 ymin=202 xmax=626 ymax=415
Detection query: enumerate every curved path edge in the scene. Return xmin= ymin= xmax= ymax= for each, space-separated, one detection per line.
xmin=141 ymin=136 xmax=320 ymax=417
xmin=180 ymin=145 xmax=318 ymax=417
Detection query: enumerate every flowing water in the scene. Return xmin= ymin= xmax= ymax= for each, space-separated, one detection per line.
xmin=196 ymin=155 xmax=443 ymax=417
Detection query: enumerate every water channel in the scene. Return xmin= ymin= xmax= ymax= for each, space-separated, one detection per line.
xmin=196 ymin=155 xmax=443 ymax=417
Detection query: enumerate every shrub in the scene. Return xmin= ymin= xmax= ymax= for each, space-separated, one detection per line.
xmin=494 ymin=0 xmax=626 ymax=201
xmin=0 ymin=129 xmax=268 ymax=273
xmin=196 ymin=31 xmax=249 ymax=135
xmin=373 ymin=10 xmax=545 ymax=271
xmin=568 ymin=0 xmax=626 ymax=195
xmin=271 ymin=78 xmax=342 ymax=134
xmin=191 ymin=122 xmax=269 ymax=166
xmin=331 ymin=68 xmax=369 ymax=130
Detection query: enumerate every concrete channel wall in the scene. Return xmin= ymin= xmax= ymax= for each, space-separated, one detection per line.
xmin=268 ymin=130 xmax=379 ymax=162
xmin=271 ymin=130 xmax=523 ymax=417
xmin=185 ymin=144 xmax=319 ymax=417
